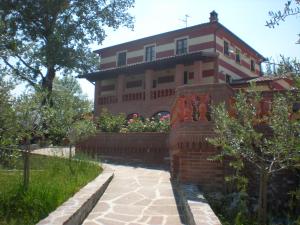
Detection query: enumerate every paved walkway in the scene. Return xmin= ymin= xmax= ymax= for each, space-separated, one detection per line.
xmin=83 ymin=163 xmax=186 ymax=225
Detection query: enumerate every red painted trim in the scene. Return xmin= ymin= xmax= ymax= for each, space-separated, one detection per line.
xmin=189 ymin=41 xmax=215 ymax=52
xmin=219 ymin=72 xmax=225 ymax=81
xmin=216 ymin=30 xmax=261 ymax=61
xmin=219 ymin=58 xmax=255 ymax=79
xmin=127 ymin=56 xmax=143 ymax=64
xmin=101 ymin=61 xmax=116 ymax=69
xmin=216 ymin=44 xmax=223 ymax=53
xmin=216 ymin=42 xmax=255 ymax=71
xmin=202 ymin=69 xmax=215 ymax=77
xmin=284 ymin=78 xmax=294 ymax=85
xmin=98 ymin=23 xmax=213 ymax=56
xmin=271 ymin=81 xmax=285 ymax=90
xmin=241 ymin=59 xmax=250 ymax=69
xmin=156 ymin=50 xmax=174 ymax=59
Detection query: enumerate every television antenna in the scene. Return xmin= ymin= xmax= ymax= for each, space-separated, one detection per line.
xmin=180 ymin=14 xmax=190 ymax=28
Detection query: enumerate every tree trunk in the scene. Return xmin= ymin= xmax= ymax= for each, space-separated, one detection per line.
xmin=41 ymin=66 xmax=56 ymax=105
xmin=258 ymin=169 xmax=269 ymax=225
xmin=23 ymin=138 xmax=30 ymax=191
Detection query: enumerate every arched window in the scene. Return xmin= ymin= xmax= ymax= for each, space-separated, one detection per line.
xmin=152 ymin=111 xmax=170 ymax=120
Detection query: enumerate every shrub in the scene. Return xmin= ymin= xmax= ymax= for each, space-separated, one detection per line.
xmin=98 ymin=108 xmax=126 ymax=132
xmin=98 ymin=110 xmax=170 ymax=133
xmin=123 ymin=113 xmax=170 ymax=133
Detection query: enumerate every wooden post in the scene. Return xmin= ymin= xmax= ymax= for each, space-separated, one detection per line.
xmin=23 ymin=138 xmax=30 ymax=191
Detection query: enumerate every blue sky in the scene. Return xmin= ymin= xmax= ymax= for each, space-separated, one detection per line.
xmin=79 ymin=0 xmax=300 ymax=100
xmin=13 ymin=0 xmax=300 ymax=100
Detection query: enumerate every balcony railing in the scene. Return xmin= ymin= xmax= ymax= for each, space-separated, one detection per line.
xmin=150 ymin=88 xmax=175 ymax=100
xmin=98 ymin=96 xmax=118 ymax=105
xmin=122 ymin=91 xmax=145 ymax=102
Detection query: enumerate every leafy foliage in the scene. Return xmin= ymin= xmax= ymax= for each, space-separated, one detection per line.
xmin=122 ymin=114 xmax=170 ymax=133
xmin=209 ymin=84 xmax=300 ymax=224
xmin=46 ymin=76 xmax=94 ymax=145
xmin=0 ymin=0 xmax=135 ymax=93
xmin=98 ymin=108 xmax=127 ymax=132
xmin=265 ymin=55 xmax=300 ymax=76
xmin=0 ymin=76 xmax=20 ymax=168
xmin=266 ymin=0 xmax=300 ymax=44
xmin=97 ymin=109 xmax=171 ymax=133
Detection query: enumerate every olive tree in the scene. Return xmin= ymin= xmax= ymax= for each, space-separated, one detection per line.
xmin=209 ymin=86 xmax=300 ymax=224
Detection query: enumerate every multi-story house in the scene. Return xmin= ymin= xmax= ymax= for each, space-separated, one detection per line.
xmin=80 ymin=11 xmax=266 ymax=118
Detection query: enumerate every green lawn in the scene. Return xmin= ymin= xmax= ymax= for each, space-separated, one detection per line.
xmin=0 ymin=154 xmax=102 ymax=225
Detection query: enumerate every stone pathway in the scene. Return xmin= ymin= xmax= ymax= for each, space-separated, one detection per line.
xmin=83 ymin=163 xmax=186 ymax=225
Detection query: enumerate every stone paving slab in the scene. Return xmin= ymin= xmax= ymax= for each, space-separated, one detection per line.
xmin=83 ymin=164 xmax=186 ymax=225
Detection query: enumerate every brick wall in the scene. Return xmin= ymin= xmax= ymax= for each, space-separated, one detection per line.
xmin=169 ymin=83 xmax=234 ymax=192
xmin=76 ymin=132 xmax=169 ymax=165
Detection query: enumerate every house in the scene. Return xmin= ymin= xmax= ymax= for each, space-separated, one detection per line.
xmin=80 ymin=11 xmax=266 ymax=118
xmin=78 ymin=12 xmax=298 ymax=191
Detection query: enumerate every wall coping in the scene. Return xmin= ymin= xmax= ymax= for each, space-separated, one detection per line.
xmin=177 ymin=184 xmax=222 ymax=225
xmin=37 ymin=166 xmax=114 ymax=225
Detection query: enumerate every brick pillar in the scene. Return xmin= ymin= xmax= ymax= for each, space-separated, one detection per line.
xmin=193 ymin=60 xmax=203 ymax=84
xmin=94 ymin=81 xmax=100 ymax=117
xmin=175 ymin=64 xmax=184 ymax=87
xmin=145 ymin=69 xmax=153 ymax=102
xmin=117 ymin=74 xmax=125 ymax=103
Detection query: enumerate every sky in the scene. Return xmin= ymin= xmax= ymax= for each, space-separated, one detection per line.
xmin=13 ymin=0 xmax=300 ymax=100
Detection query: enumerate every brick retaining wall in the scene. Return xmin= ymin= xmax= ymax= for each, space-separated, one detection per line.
xmin=76 ymin=132 xmax=169 ymax=165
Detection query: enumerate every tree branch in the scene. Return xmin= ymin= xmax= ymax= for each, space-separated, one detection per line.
xmin=15 ymin=55 xmax=44 ymax=79
xmin=2 ymin=58 xmax=37 ymax=88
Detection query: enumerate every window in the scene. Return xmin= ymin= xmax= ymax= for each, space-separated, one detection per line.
xmin=152 ymin=80 xmax=157 ymax=88
xmin=224 ymin=41 xmax=229 ymax=56
xmin=225 ymin=74 xmax=232 ymax=84
xmin=184 ymin=71 xmax=188 ymax=84
xmin=235 ymin=49 xmax=241 ymax=63
xmin=126 ymin=80 xmax=142 ymax=89
xmin=157 ymin=75 xmax=174 ymax=84
xmin=117 ymin=52 xmax=126 ymax=67
xmin=176 ymin=38 xmax=187 ymax=55
xmin=183 ymin=71 xmax=194 ymax=85
xmin=251 ymin=59 xmax=255 ymax=72
xmin=145 ymin=45 xmax=155 ymax=62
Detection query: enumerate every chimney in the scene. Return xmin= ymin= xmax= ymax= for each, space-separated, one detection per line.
xmin=209 ymin=10 xmax=218 ymax=23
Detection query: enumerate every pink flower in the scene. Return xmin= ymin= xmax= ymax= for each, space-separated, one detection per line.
xmin=129 ymin=119 xmax=134 ymax=123
xmin=133 ymin=113 xmax=138 ymax=118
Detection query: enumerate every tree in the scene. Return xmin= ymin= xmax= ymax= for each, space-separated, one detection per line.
xmin=0 ymin=0 xmax=134 ymax=97
xmin=15 ymin=91 xmax=51 ymax=190
xmin=265 ymin=55 xmax=300 ymax=76
xmin=266 ymin=0 xmax=300 ymax=44
xmin=47 ymin=75 xmax=93 ymax=145
xmin=209 ymin=85 xmax=300 ymax=225
xmin=0 ymin=75 xmax=20 ymax=168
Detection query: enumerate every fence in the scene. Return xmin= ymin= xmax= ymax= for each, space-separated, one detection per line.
xmin=76 ymin=132 xmax=170 ymax=165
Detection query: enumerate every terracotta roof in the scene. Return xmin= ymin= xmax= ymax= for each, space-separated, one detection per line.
xmin=79 ymin=51 xmax=218 ymax=81
xmin=231 ymin=74 xmax=291 ymax=85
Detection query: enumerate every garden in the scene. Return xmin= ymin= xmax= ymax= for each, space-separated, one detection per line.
xmin=0 ymin=154 xmax=101 ymax=225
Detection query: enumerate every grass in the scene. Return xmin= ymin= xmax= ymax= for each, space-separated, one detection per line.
xmin=0 ymin=153 xmax=102 ymax=225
